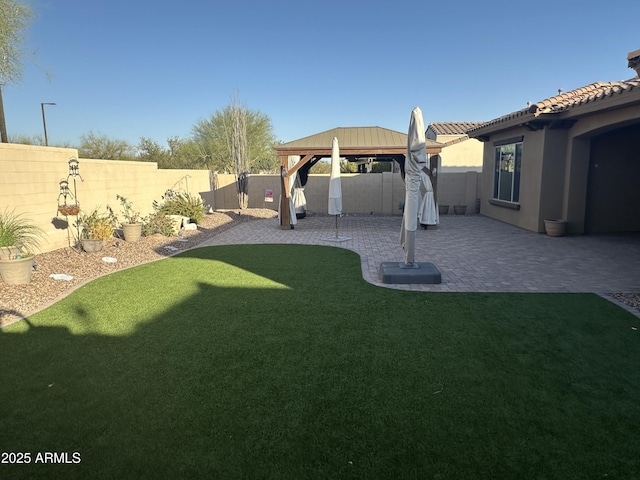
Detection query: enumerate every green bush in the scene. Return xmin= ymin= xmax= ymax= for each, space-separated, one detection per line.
xmin=155 ymin=190 xmax=206 ymax=225
xmin=142 ymin=212 xmax=175 ymax=237
xmin=78 ymin=207 xmax=118 ymax=240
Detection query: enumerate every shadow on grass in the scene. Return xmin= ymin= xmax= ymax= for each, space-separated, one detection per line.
xmin=1 ymin=244 xmax=639 ymax=479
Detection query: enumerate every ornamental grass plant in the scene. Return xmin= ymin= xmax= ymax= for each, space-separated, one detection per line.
xmin=0 ymin=208 xmax=45 ymax=256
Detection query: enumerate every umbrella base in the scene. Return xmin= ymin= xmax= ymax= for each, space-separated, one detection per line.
xmin=379 ymin=261 xmax=442 ymax=284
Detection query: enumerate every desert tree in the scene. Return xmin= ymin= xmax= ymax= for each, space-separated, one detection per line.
xmin=137 ymin=136 xmax=205 ymax=169
xmin=0 ymin=0 xmax=33 ymax=143
xmin=191 ymin=99 xmax=278 ymax=175
xmin=78 ymin=131 xmax=136 ymax=160
xmin=230 ymin=94 xmax=249 ymax=209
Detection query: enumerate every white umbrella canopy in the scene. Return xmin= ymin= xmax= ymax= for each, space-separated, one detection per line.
xmin=401 ymin=107 xmax=428 ymax=265
xmin=418 ymin=169 xmax=438 ymax=226
xmin=324 ymin=137 xmax=350 ymax=241
xmin=328 ymin=136 xmax=342 ymax=216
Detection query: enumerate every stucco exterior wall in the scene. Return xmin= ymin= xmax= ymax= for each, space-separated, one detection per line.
xmin=479 ymin=128 xmax=546 ymax=232
xmin=478 ymin=97 xmax=640 ymax=234
xmin=438 ymin=138 xmax=484 ymax=172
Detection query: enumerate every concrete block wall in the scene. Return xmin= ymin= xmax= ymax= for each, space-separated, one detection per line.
xmin=0 ymin=142 xmax=480 ymax=254
xmin=0 ymin=143 xmax=211 ymax=253
xmin=213 ymin=171 xmax=478 ymax=216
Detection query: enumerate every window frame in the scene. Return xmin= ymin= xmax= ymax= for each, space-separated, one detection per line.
xmin=492 ymin=136 xmax=523 ymax=205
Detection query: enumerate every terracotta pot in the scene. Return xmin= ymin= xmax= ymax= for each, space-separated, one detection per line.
xmin=0 ymin=254 xmax=35 ymax=284
xmin=544 ymin=219 xmax=567 ymax=237
xmin=122 ymin=223 xmax=143 ymax=243
xmin=438 ymin=205 xmax=449 ymax=215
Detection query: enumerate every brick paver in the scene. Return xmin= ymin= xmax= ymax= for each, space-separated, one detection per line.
xmin=199 ymin=214 xmax=640 ymax=294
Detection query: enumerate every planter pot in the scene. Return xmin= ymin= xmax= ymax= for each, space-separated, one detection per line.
xmin=58 ymin=204 xmax=80 ymax=216
xmin=0 ymin=246 xmax=21 ymax=260
xmin=122 ymin=223 xmax=143 ymax=243
xmin=438 ymin=204 xmax=449 ymax=215
xmin=167 ymin=215 xmax=188 ymax=234
xmin=544 ymin=219 xmax=567 ymax=237
xmin=81 ymin=239 xmax=104 ymax=253
xmin=453 ymin=205 xmax=467 ymax=215
xmin=0 ymin=254 xmax=35 ymax=284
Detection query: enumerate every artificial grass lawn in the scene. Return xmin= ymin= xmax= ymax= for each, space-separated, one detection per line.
xmin=1 ymin=244 xmax=639 ymax=479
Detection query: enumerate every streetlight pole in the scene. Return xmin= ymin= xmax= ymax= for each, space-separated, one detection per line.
xmin=41 ymin=102 xmax=56 ymax=146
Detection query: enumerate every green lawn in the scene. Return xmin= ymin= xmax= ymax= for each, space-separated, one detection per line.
xmin=1 ymin=244 xmax=638 ymax=479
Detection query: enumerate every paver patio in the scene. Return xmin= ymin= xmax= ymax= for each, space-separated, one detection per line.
xmin=201 ymin=213 xmax=640 ymax=294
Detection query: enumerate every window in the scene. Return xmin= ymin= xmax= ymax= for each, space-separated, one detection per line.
xmin=493 ymin=141 xmax=522 ymax=203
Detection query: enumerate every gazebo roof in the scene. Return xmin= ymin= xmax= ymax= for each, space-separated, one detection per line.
xmin=276 ymin=126 xmax=443 ymax=155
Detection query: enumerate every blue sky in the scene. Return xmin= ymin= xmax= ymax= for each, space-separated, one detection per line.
xmin=4 ymin=0 xmax=640 ymax=147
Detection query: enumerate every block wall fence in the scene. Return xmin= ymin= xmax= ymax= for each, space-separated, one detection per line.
xmin=1 ymin=143 xmax=480 ymax=254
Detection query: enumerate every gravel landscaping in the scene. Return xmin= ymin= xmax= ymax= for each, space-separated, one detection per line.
xmin=0 ymin=209 xmax=277 ymax=327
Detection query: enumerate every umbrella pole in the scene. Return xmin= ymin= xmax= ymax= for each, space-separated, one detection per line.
xmin=335 ymin=214 xmax=339 ymax=239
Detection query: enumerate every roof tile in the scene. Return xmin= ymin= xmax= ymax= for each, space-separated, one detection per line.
xmin=428 ymin=122 xmax=486 ymax=135
xmin=468 ymin=77 xmax=640 ymax=135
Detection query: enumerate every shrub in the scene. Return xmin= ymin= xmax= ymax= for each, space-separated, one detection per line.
xmin=116 ymin=194 xmax=141 ymax=224
xmin=142 ymin=212 xmax=175 ymax=237
xmin=78 ymin=207 xmax=117 ymax=241
xmin=0 ymin=208 xmax=46 ymax=253
xmin=155 ymin=190 xmax=206 ymax=225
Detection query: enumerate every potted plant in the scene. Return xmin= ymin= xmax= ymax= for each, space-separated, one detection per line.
xmin=0 ymin=209 xmax=45 ymax=284
xmin=78 ymin=207 xmax=117 ymax=253
xmin=116 ymin=194 xmax=143 ymax=243
xmin=453 ymin=204 xmax=467 ymax=215
xmin=438 ymin=204 xmax=449 ymax=215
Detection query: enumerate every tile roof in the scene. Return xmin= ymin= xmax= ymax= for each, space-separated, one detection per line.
xmin=468 ymin=76 xmax=640 ymax=135
xmin=277 ymin=126 xmax=442 ymax=150
xmin=427 ymin=122 xmax=486 ymax=135
xmin=531 ymin=78 xmax=640 ymax=115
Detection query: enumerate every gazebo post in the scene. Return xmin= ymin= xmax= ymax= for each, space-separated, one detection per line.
xmin=279 ymin=156 xmax=290 ymax=229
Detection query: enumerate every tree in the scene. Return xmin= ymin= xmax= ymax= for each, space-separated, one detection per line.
xmin=137 ymin=136 xmax=206 ymax=169
xmin=137 ymin=137 xmax=171 ymax=166
xmin=191 ymin=101 xmax=278 ymax=174
xmin=230 ymin=95 xmax=249 ymax=209
xmin=78 ymin=131 xmax=136 ymax=160
xmin=0 ymin=0 xmax=33 ymax=143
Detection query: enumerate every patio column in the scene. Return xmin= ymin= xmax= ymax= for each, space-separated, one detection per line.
xmin=279 ymin=155 xmax=290 ymax=228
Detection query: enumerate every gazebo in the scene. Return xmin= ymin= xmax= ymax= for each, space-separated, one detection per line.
xmin=275 ymin=126 xmax=443 ymax=228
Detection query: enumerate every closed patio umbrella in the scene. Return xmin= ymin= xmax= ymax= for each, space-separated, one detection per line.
xmin=418 ymin=168 xmax=438 ymax=228
xmin=401 ymin=107 xmax=427 ymax=265
xmin=325 ymin=137 xmax=350 ymax=241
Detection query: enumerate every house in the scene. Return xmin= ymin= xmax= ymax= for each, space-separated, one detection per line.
xmin=468 ymin=49 xmax=640 ymax=234
xmin=426 ymin=122 xmax=485 ymax=172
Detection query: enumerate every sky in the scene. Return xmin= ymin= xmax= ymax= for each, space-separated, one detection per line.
xmin=4 ymin=0 xmax=640 ymax=148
